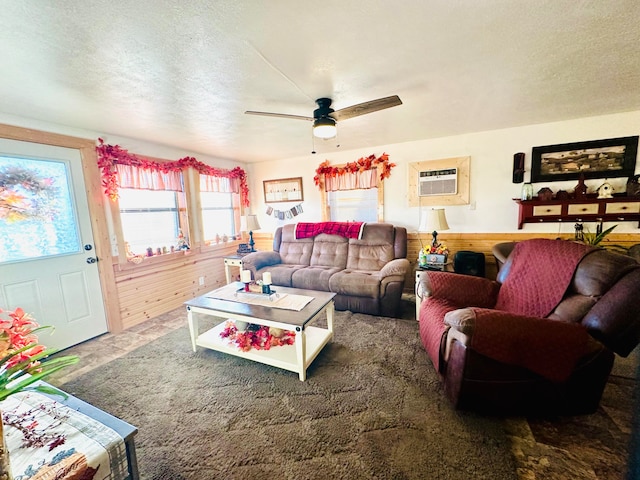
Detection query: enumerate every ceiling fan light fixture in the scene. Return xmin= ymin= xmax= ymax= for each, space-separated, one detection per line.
xmin=313 ymin=117 xmax=337 ymax=139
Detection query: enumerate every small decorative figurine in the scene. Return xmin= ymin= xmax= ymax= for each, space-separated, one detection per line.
xmin=574 ymin=173 xmax=587 ymax=199
xmin=597 ymin=182 xmax=614 ymax=199
xmin=537 ymin=187 xmax=553 ymax=201
xmin=176 ymin=229 xmax=190 ymax=250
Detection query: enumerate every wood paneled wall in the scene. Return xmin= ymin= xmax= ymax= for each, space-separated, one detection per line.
xmin=114 ymin=243 xmax=239 ymax=329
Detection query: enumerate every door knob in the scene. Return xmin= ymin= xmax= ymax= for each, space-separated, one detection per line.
xmin=86 ymin=257 xmax=97 ymax=264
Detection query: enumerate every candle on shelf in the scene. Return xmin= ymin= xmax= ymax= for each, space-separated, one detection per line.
xmin=262 ymin=272 xmax=272 ymax=285
xmin=241 ymin=270 xmax=252 ymax=283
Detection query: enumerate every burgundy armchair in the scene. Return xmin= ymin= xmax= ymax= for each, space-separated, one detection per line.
xmin=418 ymin=238 xmax=640 ymax=414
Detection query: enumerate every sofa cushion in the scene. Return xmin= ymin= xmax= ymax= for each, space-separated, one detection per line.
xmin=347 ymin=224 xmax=396 ymax=270
xmin=329 ymin=269 xmax=382 ymax=298
xmin=258 ymin=264 xmax=307 ymax=288
xmin=279 ymin=224 xmax=314 ymax=265
xmin=571 ymin=249 xmax=638 ymax=297
xmin=310 ymin=233 xmax=349 ymax=268
xmin=292 ymin=265 xmax=343 ymax=291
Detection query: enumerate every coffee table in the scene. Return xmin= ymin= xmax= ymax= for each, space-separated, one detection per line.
xmin=185 ymin=283 xmax=336 ymax=381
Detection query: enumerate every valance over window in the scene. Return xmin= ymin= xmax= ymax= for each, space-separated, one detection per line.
xmin=323 ymin=168 xmax=378 ymax=192
xmin=116 ymin=164 xmax=184 ymax=192
xmin=97 ymin=138 xmax=250 ymax=205
xmin=200 ymin=174 xmax=240 ymax=194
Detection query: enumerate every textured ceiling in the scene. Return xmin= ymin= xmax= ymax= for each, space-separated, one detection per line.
xmin=1 ymin=1 xmax=640 ymax=163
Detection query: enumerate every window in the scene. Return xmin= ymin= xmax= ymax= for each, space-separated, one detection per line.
xmin=95 ymin=140 xmax=249 ymax=263
xmin=200 ymin=191 xmax=237 ymax=243
xmin=320 ymin=164 xmax=384 ymax=222
xmin=0 ymin=155 xmax=81 ymax=263
xmin=118 ymin=189 xmax=186 ymax=255
xmin=328 ymin=188 xmax=379 ymax=222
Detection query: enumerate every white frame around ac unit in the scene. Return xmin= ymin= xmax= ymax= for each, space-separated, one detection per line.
xmin=407 ymin=156 xmax=470 ymax=207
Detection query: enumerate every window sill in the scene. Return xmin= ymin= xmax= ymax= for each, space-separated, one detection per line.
xmin=113 ymin=240 xmax=244 ymax=272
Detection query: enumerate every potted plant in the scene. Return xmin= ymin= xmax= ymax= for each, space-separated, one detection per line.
xmin=0 ymin=307 xmax=79 ymax=479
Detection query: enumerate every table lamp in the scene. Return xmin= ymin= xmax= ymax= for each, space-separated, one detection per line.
xmin=419 ymin=208 xmax=449 ymax=248
xmin=241 ymin=214 xmax=261 ymax=252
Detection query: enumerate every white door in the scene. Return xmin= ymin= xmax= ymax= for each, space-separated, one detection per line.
xmin=0 ymin=138 xmax=108 ymax=350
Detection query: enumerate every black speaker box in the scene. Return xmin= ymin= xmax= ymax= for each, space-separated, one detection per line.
xmin=512 ymin=152 xmax=525 ymax=183
xmin=454 ymin=251 xmax=486 ymax=277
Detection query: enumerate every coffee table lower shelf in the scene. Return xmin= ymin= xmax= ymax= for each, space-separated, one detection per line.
xmin=196 ymin=321 xmax=333 ymax=379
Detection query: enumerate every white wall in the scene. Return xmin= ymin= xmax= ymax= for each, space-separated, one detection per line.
xmin=248 ymin=110 xmax=640 ymax=236
xmin=0 ymin=112 xmax=242 ymax=170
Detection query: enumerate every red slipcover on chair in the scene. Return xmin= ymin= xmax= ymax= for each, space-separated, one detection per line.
xmin=418 ymin=238 xmax=640 ymax=414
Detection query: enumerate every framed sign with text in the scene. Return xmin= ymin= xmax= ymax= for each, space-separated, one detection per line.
xmin=263 ymin=177 xmax=304 ymax=203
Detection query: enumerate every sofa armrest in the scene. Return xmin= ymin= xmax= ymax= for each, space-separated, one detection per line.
xmin=420 ymin=271 xmax=500 ymax=308
xmin=379 ymin=258 xmax=410 ymax=277
xmin=445 ymin=307 xmax=599 ymax=382
xmin=240 ymin=251 xmax=282 ymax=271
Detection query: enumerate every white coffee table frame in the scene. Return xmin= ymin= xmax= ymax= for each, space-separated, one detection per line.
xmin=185 ymin=284 xmax=335 ymax=381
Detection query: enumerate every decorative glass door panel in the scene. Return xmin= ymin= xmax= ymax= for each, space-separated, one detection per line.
xmin=0 ymin=156 xmax=81 ymax=263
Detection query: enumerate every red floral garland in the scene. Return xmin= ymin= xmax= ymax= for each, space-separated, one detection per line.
xmin=96 ymin=138 xmax=249 ymax=207
xmin=313 ymin=153 xmax=395 ymax=189
xmin=219 ymin=321 xmax=295 ymax=351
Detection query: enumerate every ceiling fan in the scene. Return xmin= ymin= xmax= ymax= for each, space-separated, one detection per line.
xmin=245 ymin=95 xmax=402 ymax=139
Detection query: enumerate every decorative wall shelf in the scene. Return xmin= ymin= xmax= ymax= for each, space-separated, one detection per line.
xmin=514 ymin=194 xmax=640 ymax=229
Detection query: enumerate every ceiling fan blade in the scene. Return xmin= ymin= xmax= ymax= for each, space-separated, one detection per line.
xmin=245 ymin=110 xmax=313 ymax=121
xmin=331 ymin=95 xmax=402 ymax=122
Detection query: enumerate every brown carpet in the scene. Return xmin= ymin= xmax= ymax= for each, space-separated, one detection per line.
xmin=60 ymin=307 xmax=518 ymax=480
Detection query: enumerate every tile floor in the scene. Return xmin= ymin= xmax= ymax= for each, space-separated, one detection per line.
xmin=50 ymin=306 xmax=638 ymax=480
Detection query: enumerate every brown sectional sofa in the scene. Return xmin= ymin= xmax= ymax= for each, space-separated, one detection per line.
xmin=241 ymin=223 xmax=410 ymax=317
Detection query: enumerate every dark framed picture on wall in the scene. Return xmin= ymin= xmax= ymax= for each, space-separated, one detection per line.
xmin=530 ymin=135 xmax=638 ymax=183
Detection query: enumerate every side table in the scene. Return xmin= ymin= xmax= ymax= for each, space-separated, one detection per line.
xmin=415 ymin=263 xmax=452 ymax=320
xmin=223 ymin=255 xmax=244 ymax=284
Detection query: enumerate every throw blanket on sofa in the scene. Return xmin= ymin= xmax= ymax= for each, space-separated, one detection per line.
xmin=295 ymin=222 xmax=365 ymax=239
xmin=494 ymin=238 xmax=594 ymax=318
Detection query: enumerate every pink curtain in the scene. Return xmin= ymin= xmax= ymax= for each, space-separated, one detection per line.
xmin=116 ymin=164 xmax=183 ymax=191
xmin=324 ymin=168 xmax=378 ymax=192
xmin=200 ymin=174 xmax=240 ymax=193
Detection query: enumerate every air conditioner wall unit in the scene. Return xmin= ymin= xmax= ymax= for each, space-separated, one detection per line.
xmin=418 ymin=168 xmax=458 ymax=196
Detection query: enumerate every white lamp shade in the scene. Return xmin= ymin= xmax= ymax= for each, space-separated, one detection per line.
xmin=241 ymin=215 xmax=260 ymax=232
xmin=419 ymin=208 xmax=449 ymax=232
xmin=241 ymin=214 xmax=261 ymax=232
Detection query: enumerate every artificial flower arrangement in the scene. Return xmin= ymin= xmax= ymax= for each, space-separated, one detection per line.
xmin=219 ymin=321 xmax=295 ymax=352
xmin=0 ymin=307 xmax=79 ymax=401
xmin=423 ymin=242 xmax=449 ymax=256
xmin=418 ymin=242 xmax=449 ymax=266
